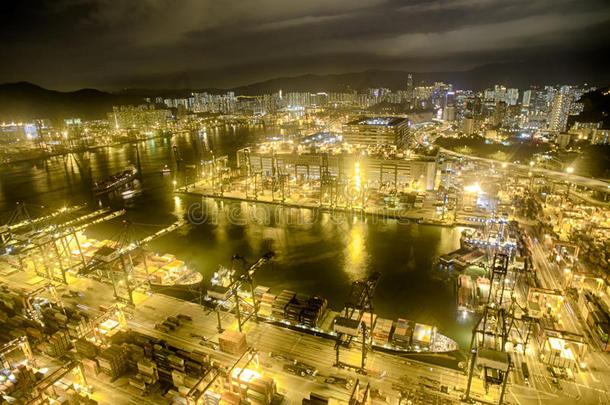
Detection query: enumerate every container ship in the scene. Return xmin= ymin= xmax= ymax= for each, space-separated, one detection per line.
xmin=142 ymin=253 xmax=204 ymax=300
xmin=210 ymin=280 xmax=458 ymax=353
xmin=74 ymin=235 xmax=203 ymax=300
xmin=457 ymin=274 xmax=475 ymax=312
xmin=92 ymin=166 xmax=137 ymax=195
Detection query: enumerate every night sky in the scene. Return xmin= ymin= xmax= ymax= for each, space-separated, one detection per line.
xmin=1 ymin=0 xmax=609 ymax=90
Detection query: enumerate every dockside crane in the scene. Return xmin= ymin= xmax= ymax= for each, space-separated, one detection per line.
xmin=207 ymin=252 xmax=274 ymax=333
xmin=465 ymin=251 xmax=514 ymax=405
xmin=79 ymin=219 xmax=185 ymax=305
xmin=6 ymin=208 xmax=125 ymax=284
xmin=0 ymin=203 xmax=86 ymax=245
xmin=334 ymin=272 xmax=380 ymax=372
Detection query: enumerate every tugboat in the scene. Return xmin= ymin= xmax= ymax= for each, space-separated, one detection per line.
xmin=92 ymin=166 xmax=137 ymax=195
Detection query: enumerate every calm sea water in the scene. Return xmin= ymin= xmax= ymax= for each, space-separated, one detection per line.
xmin=0 ymin=125 xmax=474 ymax=348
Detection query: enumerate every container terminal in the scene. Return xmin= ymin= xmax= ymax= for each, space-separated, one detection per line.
xmin=0 ymin=166 xmax=610 ymax=405
xmin=0 ymin=204 xmax=468 ymax=405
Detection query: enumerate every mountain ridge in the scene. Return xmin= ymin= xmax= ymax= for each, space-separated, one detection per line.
xmin=1 ymin=62 xmax=608 ymax=120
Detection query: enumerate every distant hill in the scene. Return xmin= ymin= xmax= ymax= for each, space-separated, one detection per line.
xmin=228 ymin=63 xmax=610 ymax=95
xmin=570 ymin=87 xmax=610 ymax=129
xmin=1 ymin=61 xmax=608 ymax=121
xmin=0 ymin=82 xmax=143 ymax=121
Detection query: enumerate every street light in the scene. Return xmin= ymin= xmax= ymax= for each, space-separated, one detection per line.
xmin=529 ymin=161 xmax=535 ymax=167
xmin=566 ymin=167 xmax=574 ymax=174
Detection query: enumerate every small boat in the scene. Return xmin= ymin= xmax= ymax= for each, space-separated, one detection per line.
xmin=121 ymin=189 xmax=136 ymax=199
xmin=161 ymin=164 xmax=171 ymax=174
xmin=93 ymin=166 xmax=137 ymax=195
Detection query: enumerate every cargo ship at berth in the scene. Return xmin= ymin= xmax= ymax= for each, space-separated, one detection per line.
xmin=145 ymin=252 xmax=204 ymax=300
xmin=92 ymin=166 xmax=137 ymax=195
xmin=76 ymin=236 xmax=203 ymax=300
xmin=207 ymin=275 xmax=458 ymax=353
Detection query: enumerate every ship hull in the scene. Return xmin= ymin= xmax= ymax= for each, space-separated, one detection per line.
xmin=150 ymin=280 xmax=204 ymax=302
xmin=93 ymin=170 xmax=137 ymax=195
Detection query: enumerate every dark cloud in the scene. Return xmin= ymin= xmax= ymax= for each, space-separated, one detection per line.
xmin=1 ymin=0 xmax=609 ymax=90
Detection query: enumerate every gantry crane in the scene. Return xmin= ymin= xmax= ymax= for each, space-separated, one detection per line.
xmin=6 ymin=208 xmax=124 ymax=284
xmin=0 ymin=203 xmax=86 ymax=245
xmin=207 ymin=252 xmax=274 ymax=333
xmin=80 ymin=219 xmax=185 ymax=305
xmin=334 ymin=272 xmax=380 ymax=372
xmin=465 ymin=251 xmax=513 ymax=405
xmin=186 ymin=348 xmax=260 ymax=405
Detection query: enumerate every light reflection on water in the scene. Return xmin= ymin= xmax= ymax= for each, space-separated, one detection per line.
xmin=0 ymin=126 xmax=474 ymax=347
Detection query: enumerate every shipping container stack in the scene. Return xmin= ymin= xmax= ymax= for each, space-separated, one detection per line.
xmin=253 ymin=286 xmax=270 ymax=302
xmin=97 ymin=344 xmax=128 ymax=381
xmin=228 ymin=370 xmax=277 ymax=405
xmin=391 ymin=318 xmax=414 ymax=349
xmin=300 ymin=296 xmax=327 ymax=328
xmin=203 ymin=390 xmax=221 ymax=405
xmin=0 ymin=363 xmax=37 ymax=402
xmin=96 ymin=330 xmax=212 ymax=398
xmin=41 ymin=330 xmax=71 ymax=357
xmin=176 ymin=348 xmax=209 ymax=377
xmin=0 ymin=286 xmax=26 ymax=315
xmin=219 ymin=330 xmax=247 ymax=356
xmin=41 ymin=305 xmax=92 ymax=340
xmin=372 ymin=318 xmax=393 ymax=344
xmin=284 ymin=294 xmax=307 ymax=324
xmin=258 ymin=293 xmax=276 ymax=318
xmin=272 ymin=290 xmax=295 ymax=319
xmin=360 ymin=312 xmax=378 ymax=332
xmin=0 ymin=288 xmax=40 ymax=347
xmin=51 ymin=379 xmax=99 ymax=405
xmin=129 ymin=358 xmax=159 ymax=396
xmin=123 ymin=342 xmax=147 ymax=371
xmin=152 ymin=344 xmax=176 ymax=384
xmin=82 ymin=358 xmax=99 ymax=377
xmin=75 ymin=338 xmax=98 ymax=359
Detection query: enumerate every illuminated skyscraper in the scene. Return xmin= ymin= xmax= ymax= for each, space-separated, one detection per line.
xmin=406 ymin=73 xmax=414 ymax=101
xmin=506 ymin=88 xmax=519 ymax=106
xmin=548 ymin=93 xmax=571 ymax=133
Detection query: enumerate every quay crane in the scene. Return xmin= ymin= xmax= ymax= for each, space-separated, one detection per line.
xmin=0 ymin=203 xmax=86 ymax=245
xmin=333 ymin=272 xmax=380 ymax=372
xmin=2 ymin=206 xmax=125 ymax=284
xmin=206 ymin=251 xmax=274 ymax=333
xmin=79 ymin=218 xmax=186 ymax=305
xmin=465 ymin=251 xmax=513 ymax=405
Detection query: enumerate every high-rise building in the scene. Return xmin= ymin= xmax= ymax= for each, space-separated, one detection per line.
xmin=443 ymin=106 xmax=456 ymax=122
xmin=406 ymin=74 xmax=414 ymax=101
xmin=461 ymin=115 xmax=475 ymax=135
xmin=108 ymin=105 xmax=170 ymax=130
xmin=522 ymin=90 xmax=532 ymax=107
xmin=492 ymin=101 xmax=507 ymax=127
xmin=506 ymin=88 xmax=519 ymax=106
xmin=548 ymin=93 xmax=571 ymax=133
xmin=493 ymin=85 xmax=507 ymax=104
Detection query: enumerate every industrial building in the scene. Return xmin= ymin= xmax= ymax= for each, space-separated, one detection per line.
xmin=237 ymin=146 xmax=438 ymax=191
xmin=341 ymin=117 xmax=411 ymax=147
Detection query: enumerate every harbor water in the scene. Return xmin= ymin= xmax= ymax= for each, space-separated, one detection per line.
xmin=0 ymin=125 xmax=475 ymax=349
